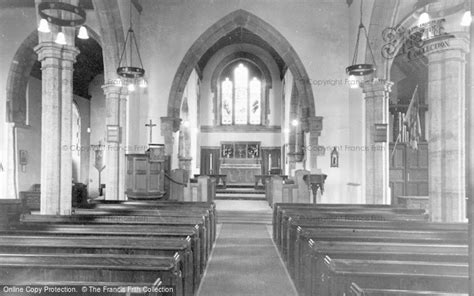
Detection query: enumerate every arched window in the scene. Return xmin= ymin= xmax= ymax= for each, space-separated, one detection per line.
xmin=220 ymin=62 xmax=262 ymax=125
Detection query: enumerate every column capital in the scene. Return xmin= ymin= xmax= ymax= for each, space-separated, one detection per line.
xmin=161 ymin=116 xmax=182 ymax=133
xmin=361 ymin=79 xmax=393 ymax=95
xmin=102 ymin=83 xmax=127 ymax=98
xmin=308 ymin=116 xmax=323 ymax=134
xmin=424 ymin=37 xmax=469 ymax=64
xmin=34 ymin=42 xmax=79 ymax=63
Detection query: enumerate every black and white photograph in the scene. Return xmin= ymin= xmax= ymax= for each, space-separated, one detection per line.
xmin=0 ymin=0 xmax=473 ymax=295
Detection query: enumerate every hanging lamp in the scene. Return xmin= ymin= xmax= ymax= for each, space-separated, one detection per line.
xmin=116 ymin=0 xmax=147 ymax=90
xmin=346 ymin=0 xmax=377 ymax=78
xmin=37 ymin=2 xmax=89 ymax=43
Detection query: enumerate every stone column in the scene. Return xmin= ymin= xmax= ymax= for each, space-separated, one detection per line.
xmin=2 ymin=122 xmax=17 ymax=199
xmin=102 ymin=84 xmax=126 ymax=200
xmin=160 ymin=116 xmax=182 ymax=156
xmin=361 ymin=79 xmax=392 ymax=204
xmin=35 ymin=43 xmax=79 ymax=215
xmin=426 ymin=37 xmax=468 ymax=222
xmin=118 ymin=91 xmax=128 ymax=200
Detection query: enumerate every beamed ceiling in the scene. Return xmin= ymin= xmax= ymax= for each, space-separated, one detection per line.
xmin=197 ymin=27 xmax=287 ymax=79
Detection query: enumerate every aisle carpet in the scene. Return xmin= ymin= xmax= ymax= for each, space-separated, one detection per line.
xmin=197 ymin=223 xmax=297 ymax=296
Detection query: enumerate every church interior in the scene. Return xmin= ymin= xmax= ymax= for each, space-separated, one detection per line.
xmin=0 ymin=0 xmax=473 ymax=295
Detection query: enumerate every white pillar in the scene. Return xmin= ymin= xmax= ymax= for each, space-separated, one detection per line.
xmin=361 ymin=79 xmax=392 ymax=204
xmin=426 ymin=37 xmax=468 ymax=222
xmin=102 ymin=84 xmax=127 ymax=200
xmin=35 ymin=43 xmax=79 ymax=215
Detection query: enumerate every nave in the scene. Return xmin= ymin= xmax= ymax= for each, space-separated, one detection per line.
xmin=0 ymin=195 xmax=470 ymax=296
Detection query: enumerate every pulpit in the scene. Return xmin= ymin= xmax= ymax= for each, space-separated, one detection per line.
xmin=125 ymin=153 xmax=165 ymax=199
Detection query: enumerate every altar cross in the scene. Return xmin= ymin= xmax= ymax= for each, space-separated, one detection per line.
xmin=145 ymin=120 xmax=157 ymax=143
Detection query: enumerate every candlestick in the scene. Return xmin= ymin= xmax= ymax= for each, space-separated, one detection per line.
xmin=209 ymin=153 xmax=213 ymax=174
xmin=268 ymin=154 xmax=272 ymax=173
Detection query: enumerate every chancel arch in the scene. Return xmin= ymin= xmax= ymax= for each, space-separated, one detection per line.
xmin=167 ymin=9 xmax=315 ymax=120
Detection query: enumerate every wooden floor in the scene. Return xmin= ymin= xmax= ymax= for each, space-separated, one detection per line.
xmin=197 ymin=223 xmax=297 ymax=296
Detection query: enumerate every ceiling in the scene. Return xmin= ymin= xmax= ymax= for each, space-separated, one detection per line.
xmin=197 ymin=27 xmax=287 ymax=79
xmin=31 ymin=37 xmax=104 ymax=99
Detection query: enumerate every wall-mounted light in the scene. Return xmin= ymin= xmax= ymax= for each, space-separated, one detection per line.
xmin=291 ymin=119 xmax=299 ymax=127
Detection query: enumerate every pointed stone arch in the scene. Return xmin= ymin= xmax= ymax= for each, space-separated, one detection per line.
xmin=167 ymin=9 xmax=315 ymax=119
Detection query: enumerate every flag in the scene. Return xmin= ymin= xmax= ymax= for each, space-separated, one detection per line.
xmin=403 ymin=85 xmax=422 ymax=150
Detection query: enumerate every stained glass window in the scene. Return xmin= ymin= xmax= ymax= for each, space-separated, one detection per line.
xmin=221 ymin=77 xmax=233 ymax=125
xmin=234 ymin=64 xmax=248 ymax=124
xmin=249 ymin=77 xmax=261 ymax=124
xmin=220 ymin=62 xmax=262 ymax=125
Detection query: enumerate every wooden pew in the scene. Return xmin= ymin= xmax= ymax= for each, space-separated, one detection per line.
xmin=278 ymin=210 xmax=430 ymax=261
xmin=285 ymin=218 xmax=467 ymax=255
xmin=272 ymin=203 xmax=393 ymax=240
xmin=350 ymin=282 xmax=468 ymax=296
xmin=273 ymin=204 xmax=426 ymax=245
xmin=76 ymin=205 xmax=215 ymax=246
xmin=292 ymin=226 xmax=468 ymax=284
xmin=0 ymin=253 xmax=184 ymax=296
xmin=278 ymin=207 xmax=428 ymax=246
xmin=6 ymin=223 xmax=203 ymax=276
xmin=321 ymin=257 xmax=468 ymax=295
xmin=21 ymin=213 xmax=211 ymax=265
xmin=0 ymin=235 xmax=195 ymax=295
xmin=0 ymin=199 xmax=22 ymax=229
xmin=299 ymin=241 xmax=468 ymax=296
xmin=89 ymin=200 xmax=217 ymax=242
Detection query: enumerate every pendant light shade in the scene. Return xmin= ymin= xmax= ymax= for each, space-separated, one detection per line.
xmin=461 ymin=11 xmax=472 ymax=26
xmin=38 ymin=19 xmax=51 ymax=33
xmin=78 ymin=26 xmax=89 ymax=39
xmin=55 ymin=32 xmax=67 ymax=45
xmin=418 ymin=12 xmax=430 ymax=25
xmin=346 ymin=0 xmax=376 ymax=78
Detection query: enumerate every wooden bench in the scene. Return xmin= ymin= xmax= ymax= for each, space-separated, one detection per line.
xmin=291 ymin=226 xmax=468 ymax=284
xmin=89 ymin=200 xmax=217 ymax=242
xmin=0 ymin=199 xmax=22 ymax=229
xmin=272 ymin=203 xmax=392 ymax=239
xmin=299 ymin=241 xmax=468 ymax=296
xmin=0 ymin=235 xmax=195 ymax=295
xmin=285 ymin=219 xmax=467 ymax=281
xmin=20 ymin=214 xmax=210 ymax=275
xmin=273 ymin=203 xmax=423 ymax=243
xmin=349 ymin=283 xmax=468 ymax=296
xmin=0 ymin=253 xmax=184 ymax=296
xmin=278 ymin=209 xmax=430 ymax=260
xmin=321 ymin=257 xmax=468 ymax=295
xmin=7 ymin=223 xmax=204 ymax=275
xmin=80 ymin=204 xmax=216 ymax=244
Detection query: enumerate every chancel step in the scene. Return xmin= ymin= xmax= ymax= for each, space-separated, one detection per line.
xmin=217 ymin=211 xmax=272 ymax=224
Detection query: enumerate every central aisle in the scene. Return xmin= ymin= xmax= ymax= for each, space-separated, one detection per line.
xmin=197 ymin=223 xmax=298 ymax=296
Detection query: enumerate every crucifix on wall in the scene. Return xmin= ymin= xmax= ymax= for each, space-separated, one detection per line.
xmin=145 ymin=120 xmax=156 ymax=144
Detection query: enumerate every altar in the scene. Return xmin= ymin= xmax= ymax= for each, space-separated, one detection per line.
xmin=219 ymin=141 xmax=262 ymax=184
